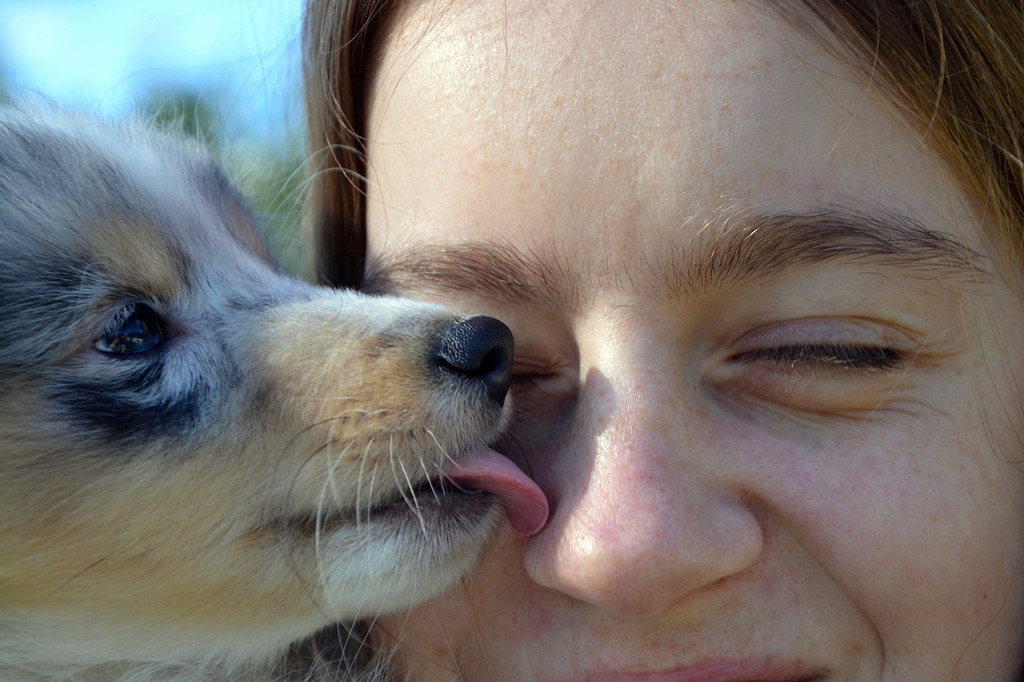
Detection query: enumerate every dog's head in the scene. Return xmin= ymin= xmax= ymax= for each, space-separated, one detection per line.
xmin=0 ymin=108 xmax=545 ymax=670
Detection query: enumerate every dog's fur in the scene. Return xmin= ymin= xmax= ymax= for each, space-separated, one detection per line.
xmin=0 ymin=108 xmax=517 ymax=681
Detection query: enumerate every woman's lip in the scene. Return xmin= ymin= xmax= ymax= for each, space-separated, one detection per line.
xmin=552 ymin=659 xmax=826 ymax=682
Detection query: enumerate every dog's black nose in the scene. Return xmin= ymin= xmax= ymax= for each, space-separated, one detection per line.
xmin=434 ymin=316 xmax=514 ymax=405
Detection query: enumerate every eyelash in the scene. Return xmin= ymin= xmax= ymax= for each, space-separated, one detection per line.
xmin=510 ymin=371 xmax=551 ymax=387
xmin=736 ymin=343 xmax=905 ymax=371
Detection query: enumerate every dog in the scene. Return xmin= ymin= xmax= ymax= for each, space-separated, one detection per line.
xmin=0 ymin=107 xmax=547 ymax=681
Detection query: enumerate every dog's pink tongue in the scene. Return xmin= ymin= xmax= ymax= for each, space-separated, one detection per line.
xmin=449 ymin=449 xmax=548 ymax=535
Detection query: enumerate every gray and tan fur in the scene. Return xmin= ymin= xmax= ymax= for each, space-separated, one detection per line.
xmin=0 ymin=107 xmax=516 ymax=681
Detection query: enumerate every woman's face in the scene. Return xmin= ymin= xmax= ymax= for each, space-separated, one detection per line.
xmin=362 ymin=1 xmax=1024 ymax=679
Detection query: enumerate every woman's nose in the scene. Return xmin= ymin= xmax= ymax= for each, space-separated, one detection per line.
xmin=525 ymin=365 xmax=764 ymax=618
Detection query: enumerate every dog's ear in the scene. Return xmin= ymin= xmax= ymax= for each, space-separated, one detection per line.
xmin=192 ymin=159 xmax=277 ymax=267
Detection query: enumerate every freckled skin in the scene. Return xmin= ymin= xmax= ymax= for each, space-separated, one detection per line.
xmin=362 ymin=1 xmax=1024 ymax=680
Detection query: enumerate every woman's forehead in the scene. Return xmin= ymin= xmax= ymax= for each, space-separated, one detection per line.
xmin=367 ymin=0 xmax=988 ymax=267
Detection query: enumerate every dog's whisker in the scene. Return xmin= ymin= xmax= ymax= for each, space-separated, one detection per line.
xmin=417 ymin=455 xmax=441 ymax=506
xmin=362 ymin=438 xmax=377 ymax=525
xmin=389 ymin=438 xmax=428 ymax=537
xmin=324 ymin=422 xmax=353 ymax=507
xmin=355 ymin=440 xmax=372 ymax=529
xmin=314 ymin=478 xmax=332 ymax=587
xmin=279 ymin=409 xmax=391 ymax=463
xmin=426 ymin=428 xmax=459 ymax=471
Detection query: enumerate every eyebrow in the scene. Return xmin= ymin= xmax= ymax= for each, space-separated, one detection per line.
xmin=363 ymin=207 xmax=991 ymax=309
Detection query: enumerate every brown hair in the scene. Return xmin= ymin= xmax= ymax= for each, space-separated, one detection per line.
xmin=302 ymin=0 xmax=396 ymax=287
xmin=774 ymin=1 xmax=1024 ymax=271
xmin=302 ymin=0 xmax=1024 ymax=285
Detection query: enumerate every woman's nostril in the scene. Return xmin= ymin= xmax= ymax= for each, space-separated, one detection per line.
xmin=434 ymin=315 xmax=514 ymax=404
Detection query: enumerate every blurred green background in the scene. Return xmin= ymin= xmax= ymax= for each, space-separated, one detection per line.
xmin=0 ymin=1 xmax=309 ymax=277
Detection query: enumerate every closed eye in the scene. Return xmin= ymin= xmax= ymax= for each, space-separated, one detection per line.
xmin=713 ymin=340 xmax=920 ymax=418
xmin=733 ymin=344 xmax=905 ymax=372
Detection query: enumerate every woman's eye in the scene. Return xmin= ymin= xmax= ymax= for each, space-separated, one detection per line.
xmin=711 ymin=320 xmax=923 ymax=416
xmin=734 ymin=343 xmax=906 ymax=372
xmin=95 ymin=304 xmax=165 ymax=355
xmin=502 ymin=362 xmax=578 ymax=450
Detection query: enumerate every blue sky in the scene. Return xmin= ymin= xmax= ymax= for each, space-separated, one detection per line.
xmin=0 ymin=0 xmax=305 ymax=141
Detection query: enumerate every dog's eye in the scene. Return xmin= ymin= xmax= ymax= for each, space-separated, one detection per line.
xmin=95 ymin=304 xmax=164 ymax=355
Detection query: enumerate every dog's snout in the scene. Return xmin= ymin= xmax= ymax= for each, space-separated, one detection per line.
xmin=434 ymin=316 xmax=513 ymax=404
